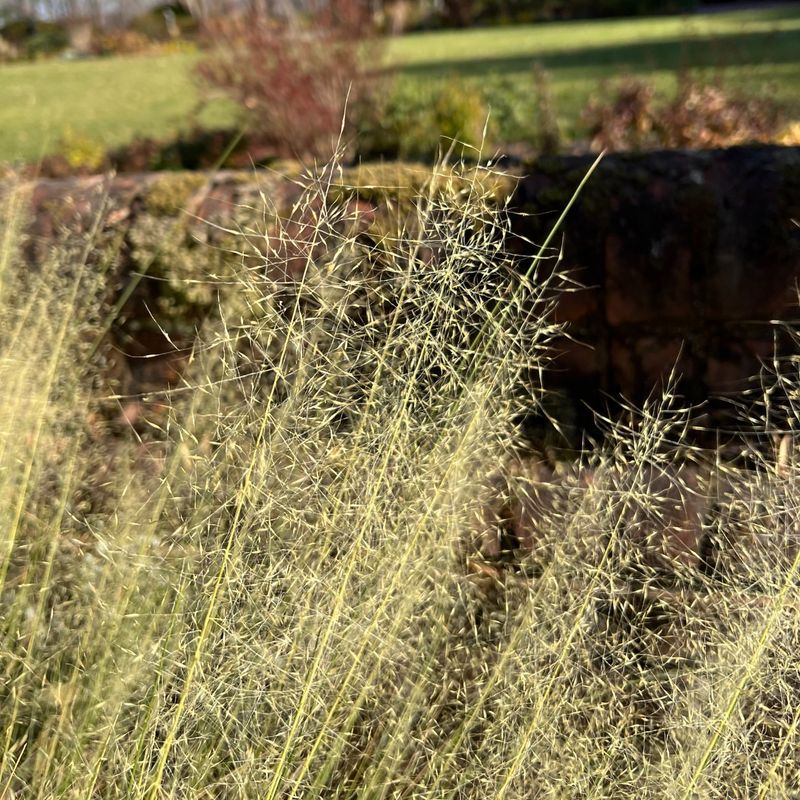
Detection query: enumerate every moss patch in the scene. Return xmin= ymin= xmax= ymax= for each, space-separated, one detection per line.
xmin=144 ymin=172 xmax=208 ymax=217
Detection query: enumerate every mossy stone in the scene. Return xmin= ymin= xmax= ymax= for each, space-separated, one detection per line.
xmin=144 ymin=173 xmax=208 ymax=217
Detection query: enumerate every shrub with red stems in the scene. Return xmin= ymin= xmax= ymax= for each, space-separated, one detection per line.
xmin=195 ymin=0 xmax=385 ymax=160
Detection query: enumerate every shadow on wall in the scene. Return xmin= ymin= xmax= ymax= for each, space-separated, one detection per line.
xmin=511 ymin=144 xmax=800 ymax=435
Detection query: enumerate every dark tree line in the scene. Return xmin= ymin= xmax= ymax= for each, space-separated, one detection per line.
xmin=0 ymin=0 xmax=402 ymax=22
xmin=2 ymin=0 xmax=767 ymax=27
xmin=0 ymin=1 xmax=152 ymax=23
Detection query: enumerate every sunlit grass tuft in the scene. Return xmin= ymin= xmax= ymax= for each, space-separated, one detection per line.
xmin=2 ymin=155 xmax=800 ymax=799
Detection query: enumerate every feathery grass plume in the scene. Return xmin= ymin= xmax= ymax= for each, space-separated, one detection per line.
xmin=131 ymin=153 xmax=575 ymax=799
xmin=0 ymin=176 xmax=195 ymax=799
xmin=4 ymin=151 xmax=800 ymax=800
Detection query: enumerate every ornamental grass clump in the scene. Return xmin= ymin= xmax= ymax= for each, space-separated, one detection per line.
xmin=2 ymin=154 xmax=800 ymax=799
xmin=139 ymin=155 xmax=575 ymax=798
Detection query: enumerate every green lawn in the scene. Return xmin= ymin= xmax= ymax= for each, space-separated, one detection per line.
xmin=389 ymin=5 xmax=800 ymax=139
xmin=1 ymin=4 xmax=799 ymax=163
xmin=0 ymin=52 xmax=233 ymax=165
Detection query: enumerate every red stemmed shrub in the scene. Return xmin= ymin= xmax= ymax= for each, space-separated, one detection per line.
xmin=195 ymin=0 xmax=383 ymax=160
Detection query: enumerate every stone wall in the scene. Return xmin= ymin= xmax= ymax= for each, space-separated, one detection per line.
xmin=6 ymin=147 xmax=800 ymax=431
xmin=12 ymin=169 xmax=307 ymax=397
xmin=512 ymin=146 xmax=800 ymax=426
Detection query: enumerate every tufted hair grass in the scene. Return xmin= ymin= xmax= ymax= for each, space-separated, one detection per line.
xmin=2 ymin=153 xmax=800 ymax=800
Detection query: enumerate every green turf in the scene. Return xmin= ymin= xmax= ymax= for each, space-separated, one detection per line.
xmin=388 ymin=5 xmax=800 ymax=141
xmin=1 ymin=5 xmax=799 ymax=164
xmin=0 ymin=52 xmax=234 ymax=165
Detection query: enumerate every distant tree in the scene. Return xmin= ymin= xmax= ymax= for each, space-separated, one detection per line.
xmin=1 ymin=0 xmax=34 ymax=21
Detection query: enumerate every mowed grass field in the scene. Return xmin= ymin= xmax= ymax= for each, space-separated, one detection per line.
xmin=1 ymin=4 xmax=799 ymax=163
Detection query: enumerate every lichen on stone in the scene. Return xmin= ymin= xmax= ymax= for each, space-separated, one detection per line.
xmin=144 ymin=172 xmax=208 ymax=217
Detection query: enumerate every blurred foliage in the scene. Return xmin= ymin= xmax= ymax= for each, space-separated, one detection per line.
xmin=58 ymin=127 xmax=107 ymax=173
xmin=0 ymin=17 xmax=68 ymax=59
xmin=584 ymin=73 xmax=787 ymax=151
xmin=196 ymin=1 xmax=381 ymax=159
xmin=95 ymin=29 xmax=153 ymax=55
xmin=435 ymin=0 xmax=696 ymax=26
xmin=357 ymin=77 xmax=493 ymax=161
xmin=779 ymin=121 xmax=800 ymax=146
xmin=128 ymin=4 xmax=198 ymax=42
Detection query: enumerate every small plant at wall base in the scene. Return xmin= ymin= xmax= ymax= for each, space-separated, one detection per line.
xmin=58 ymin=127 xmax=107 ymax=174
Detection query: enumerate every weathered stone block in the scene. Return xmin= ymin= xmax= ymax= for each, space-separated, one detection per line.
xmin=512 ymin=145 xmax=800 ymax=413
